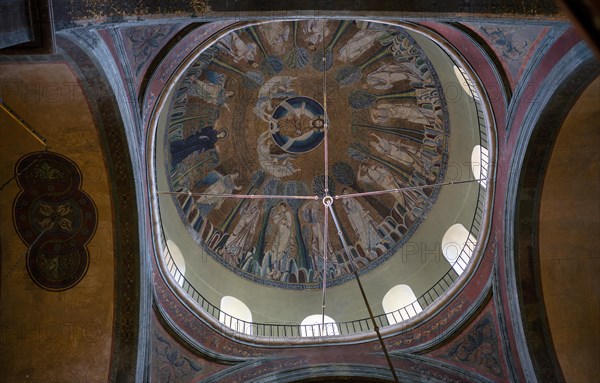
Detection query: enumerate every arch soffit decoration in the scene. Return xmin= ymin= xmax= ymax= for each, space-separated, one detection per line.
xmin=505 ymin=42 xmax=599 ymax=383
xmin=54 ymin=34 xmax=143 ymax=383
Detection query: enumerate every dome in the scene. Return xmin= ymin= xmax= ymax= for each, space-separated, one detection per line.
xmin=153 ymin=19 xmax=491 ymax=338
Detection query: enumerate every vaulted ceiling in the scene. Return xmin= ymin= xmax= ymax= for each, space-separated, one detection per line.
xmin=1 ymin=3 xmax=599 ymax=383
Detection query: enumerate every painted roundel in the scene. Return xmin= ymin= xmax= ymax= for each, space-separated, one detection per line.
xmin=13 ymin=152 xmax=97 ymax=291
xmin=164 ymin=20 xmax=449 ymax=288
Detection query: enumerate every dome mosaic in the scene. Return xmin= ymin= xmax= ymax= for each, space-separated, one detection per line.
xmin=163 ymin=20 xmax=449 ymax=288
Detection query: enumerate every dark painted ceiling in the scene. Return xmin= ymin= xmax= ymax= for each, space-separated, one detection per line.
xmin=49 ymin=0 xmax=562 ymax=30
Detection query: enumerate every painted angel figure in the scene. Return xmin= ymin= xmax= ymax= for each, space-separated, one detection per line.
xmin=366 ymin=62 xmax=422 ymax=90
xmin=257 ymin=131 xmax=299 ymax=178
xmin=369 ymin=133 xmax=425 ymax=174
xmin=370 ymin=103 xmax=435 ymax=126
xmin=338 ymin=22 xmax=388 ymax=63
xmin=480 ymin=26 xmax=527 ymax=61
xmin=253 ymin=76 xmax=297 ymax=122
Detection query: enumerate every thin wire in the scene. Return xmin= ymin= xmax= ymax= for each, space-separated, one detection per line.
xmin=1 ymin=226 xmax=50 ymax=282
xmin=159 ymin=177 xmax=485 ymax=202
xmin=0 ymin=149 xmax=50 ymax=191
xmin=334 ymin=178 xmax=486 ymax=200
xmin=158 ymin=191 xmax=318 ymax=200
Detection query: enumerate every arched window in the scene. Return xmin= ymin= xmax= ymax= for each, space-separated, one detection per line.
xmin=442 ymin=223 xmax=477 ymax=275
xmin=471 ymin=145 xmax=489 ymax=188
xmin=300 ymin=314 xmax=340 ymax=337
xmin=219 ymin=296 xmax=253 ymax=335
xmin=382 ymin=284 xmax=423 ymax=325
xmin=165 ymin=240 xmax=185 ymax=287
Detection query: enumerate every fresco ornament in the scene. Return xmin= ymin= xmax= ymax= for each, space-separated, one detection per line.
xmin=442 ymin=312 xmax=504 ymax=378
xmin=465 ymin=23 xmax=550 ymax=86
xmin=153 ymin=331 xmax=203 ymax=382
xmin=164 ymin=20 xmax=449 ymax=288
xmin=122 ymin=24 xmax=180 ymax=76
xmin=12 ymin=151 xmax=97 ymax=291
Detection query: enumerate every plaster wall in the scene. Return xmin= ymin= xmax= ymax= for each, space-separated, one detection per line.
xmin=0 ymin=62 xmax=114 ymax=383
xmin=539 ymin=75 xmax=600 ymax=383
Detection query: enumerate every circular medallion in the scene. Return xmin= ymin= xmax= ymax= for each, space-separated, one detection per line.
xmin=270 ymin=96 xmax=326 ymax=154
xmin=27 ymin=231 xmax=90 ymax=291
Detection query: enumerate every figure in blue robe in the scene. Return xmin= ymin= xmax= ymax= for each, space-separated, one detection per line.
xmin=170 ymin=127 xmax=227 ymax=166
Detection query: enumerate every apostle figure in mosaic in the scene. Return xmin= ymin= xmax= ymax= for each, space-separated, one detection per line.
xmin=223 ymin=201 xmax=262 ymax=265
xmin=370 ymin=103 xmax=435 ymax=126
xmin=341 ymin=189 xmax=383 ymax=254
xmin=262 ymin=22 xmax=291 ymax=54
xmin=339 ymin=22 xmax=388 ymax=63
xmin=188 ymin=71 xmax=233 ymax=108
xmin=170 ymin=126 xmax=228 ymax=167
xmin=303 ymin=19 xmax=330 ymax=46
xmin=195 ymin=171 xmax=242 ymax=212
xmin=366 ymin=62 xmax=421 ymax=90
xmin=218 ymin=31 xmax=257 ymax=64
xmin=301 ymin=200 xmax=334 ymax=275
xmin=266 ymin=203 xmax=294 ymax=279
xmin=357 ymin=163 xmax=405 ymax=206
xmin=369 ymin=133 xmax=425 ymax=174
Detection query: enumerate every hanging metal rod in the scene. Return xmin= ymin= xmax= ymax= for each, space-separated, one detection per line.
xmin=159 ymin=178 xmax=485 ymax=202
xmin=0 ymin=100 xmax=48 ymax=147
xmin=320 ymin=203 xmax=330 ymax=330
xmin=328 ymin=203 xmax=400 ymax=383
xmin=0 ymin=100 xmax=49 ymax=191
xmin=334 ymin=178 xmax=485 ymax=200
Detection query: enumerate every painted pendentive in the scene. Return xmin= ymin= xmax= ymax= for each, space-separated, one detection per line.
xmin=462 ymin=23 xmax=551 ymax=87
